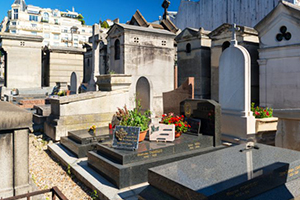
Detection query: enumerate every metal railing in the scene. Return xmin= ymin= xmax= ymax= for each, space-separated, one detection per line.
xmin=0 ymin=187 xmax=68 ymax=200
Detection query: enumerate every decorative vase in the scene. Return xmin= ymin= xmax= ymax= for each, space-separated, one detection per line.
xmin=139 ymin=129 xmax=148 ymax=142
xmin=175 ymin=131 xmax=182 ymax=138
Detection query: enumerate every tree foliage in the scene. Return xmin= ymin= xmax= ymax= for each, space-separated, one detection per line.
xmin=77 ymin=14 xmax=85 ymax=25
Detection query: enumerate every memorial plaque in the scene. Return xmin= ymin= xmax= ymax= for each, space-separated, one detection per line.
xmin=112 ymin=126 xmax=140 ymax=151
xmin=149 ymin=123 xmax=175 ymax=142
xmin=186 ymin=118 xmax=201 ymax=135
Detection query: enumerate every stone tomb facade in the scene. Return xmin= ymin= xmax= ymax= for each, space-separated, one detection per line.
xmin=255 ymin=1 xmax=300 ymax=109
xmin=209 ymin=23 xmax=259 ymax=103
xmin=219 ymin=26 xmax=256 ymax=139
xmin=0 ymin=33 xmax=43 ymax=89
xmin=175 ymin=27 xmax=211 ymax=99
xmin=42 ymin=46 xmax=84 ymax=87
xmin=0 ymin=102 xmax=32 ymax=198
xmin=107 ymin=23 xmax=176 ymax=116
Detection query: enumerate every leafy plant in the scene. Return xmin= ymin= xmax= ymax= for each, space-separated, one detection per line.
xmin=67 ymin=164 xmax=71 ymax=176
xmin=116 ymin=100 xmax=151 ymax=131
xmin=91 ymin=190 xmax=98 ymax=200
xmin=77 ymin=14 xmax=85 ymax=25
xmin=161 ymin=113 xmax=190 ymax=133
xmin=251 ymin=103 xmax=273 ymax=118
xmin=109 ymin=70 xmax=116 ymax=74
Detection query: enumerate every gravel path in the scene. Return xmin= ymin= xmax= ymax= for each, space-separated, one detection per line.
xmin=29 ymin=133 xmax=97 ymax=200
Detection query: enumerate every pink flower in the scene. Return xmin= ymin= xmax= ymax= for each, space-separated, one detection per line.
xmin=266 ymin=112 xmax=269 ymax=116
xmin=255 ymin=111 xmax=260 ymax=116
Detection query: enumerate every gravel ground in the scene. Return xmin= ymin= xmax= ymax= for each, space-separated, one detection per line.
xmin=29 ymin=133 xmax=98 ymax=200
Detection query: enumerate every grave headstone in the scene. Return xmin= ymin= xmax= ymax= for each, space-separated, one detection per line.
xmin=140 ymin=144 xmax=300 ymax=200
xmin=219 ymin=24 xmax=255 ymax=139
xmin=112 ymin=126 xmax=140 ymax=151
xmin=181 ymin=99 xmax=221 ymax=146
xmin=163 ymin=77 xmax=194 ymax=115
xmin=149 ymin=123 xmax=175 ymax=142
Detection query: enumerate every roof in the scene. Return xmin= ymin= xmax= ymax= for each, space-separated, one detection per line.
xmin=0 ymin=32 xmax=43 ymax=42
xmin=209 ymin=23 xmax=257 ymax=38
xmin=13 ymin=0 xmax=27 ymax=11
xmin=128 ymin=10 xmax=149 ymax=27
xmin=43 ymin=46 xmax=85 ymax=54
xmin=160 ymin=18 xmax=179 ymax=34
xmin=175 ymin=27 xmax=210 ymax=42
xmin=255 ymin=1 xmax=300 ymax=31
xmin=107 ymin=23 xmax=176 ymax=36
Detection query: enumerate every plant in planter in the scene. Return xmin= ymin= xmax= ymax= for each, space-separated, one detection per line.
xmin=161 ymin=113 xmax=191 ymax=138
xmin=251 ymin=103 xmax=273 ymax=118
xmin=114 ymin=100 xmax=151 ymax=142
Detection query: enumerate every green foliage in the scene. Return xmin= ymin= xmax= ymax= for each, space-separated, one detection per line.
xmin=101 ymin=21 xmax=110 ymax=29
xmin=67 ymin=164 xmax=71 ymax=176
xmin=251 ymin=103 xmax=273 ymax=118
xmin=117 ymin=99 xmax=151 ymax=131
xmin=77 ymin=14 xmax=85 ymax=25
xmin=91 ymin=190 xmax=99 ymax=200
xmin=109 ymin=70 xmax=116 ymax=74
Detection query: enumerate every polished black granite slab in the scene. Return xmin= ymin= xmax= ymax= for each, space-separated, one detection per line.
xmin=97 ymin=134 xmax=213 ymax=165
xmin=61 ymin=127 xmax=112 ymax=158
xmin=87 ymin=134 xmax=224 ymax=189
xmin=142 ymin=144 xmax=300 ymax=200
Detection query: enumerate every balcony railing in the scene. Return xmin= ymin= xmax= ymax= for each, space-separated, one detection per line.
xmin=0 ymin=187 xmax=68 ymax=200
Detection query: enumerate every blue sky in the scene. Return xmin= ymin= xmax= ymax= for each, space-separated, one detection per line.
xmin=0 ymin=0 xmax=181 ymax=25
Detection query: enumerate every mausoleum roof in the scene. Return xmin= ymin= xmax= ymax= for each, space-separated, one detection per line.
xmin=209 ymin=23 xmax=257 ymax=39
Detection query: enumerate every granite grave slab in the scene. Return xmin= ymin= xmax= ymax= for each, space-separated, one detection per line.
xmin=88 ymin=134 xmax=225 ymax=189
xmin=140 ymin=144 xmax=300 ymax=200
xmin=61 ymin=126 xmax=112 ymax=158
xmin=112 ymin=126 xmax=140 ymax=151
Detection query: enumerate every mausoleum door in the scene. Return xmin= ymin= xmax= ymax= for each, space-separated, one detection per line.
xmin=136 ymin=77 xmax=150 ymax=113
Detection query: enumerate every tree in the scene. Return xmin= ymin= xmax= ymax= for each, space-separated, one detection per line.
xmin=101 ymin=21 xmax=110 ymax=29
xmin=77 ymin=14 xmax=85 ymax=25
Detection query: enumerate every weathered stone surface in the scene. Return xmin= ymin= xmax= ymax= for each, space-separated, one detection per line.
xmin=274 ymin=109 xmax=300 ymax=151
xmin=0 ymin=102 xmax=32 ymax=130
xmin=96 ymin=74 xmax=132 ymax=91
xmin=143 ymin=144 xmax=300 ymax=200
xmin=163 ymin=77 xmax=194 ymax=115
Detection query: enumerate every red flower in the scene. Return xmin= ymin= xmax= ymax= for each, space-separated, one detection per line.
xmin=109 ymin=123 xmax=112 ymax=129
xmin=188 ymin=125 xmax=191 ymax=128
xmin=266 ymin=112 xmax=269 ymax=116
xmin=179 ymin=124 xmax=182 ymax=127
xmin=255 ymin=111 xmax=260 ymax=115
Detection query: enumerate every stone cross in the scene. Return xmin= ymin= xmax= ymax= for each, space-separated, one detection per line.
xmin=230 ymin=23 xmax=240 ymax=46
xmin=162 ymin=0 xmax=171 ymax=20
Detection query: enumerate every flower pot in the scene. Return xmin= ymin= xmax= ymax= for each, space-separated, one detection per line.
xmin=175 ymin=131 xmax=182 ymax=138
xmin=139 ymin=129 xmax=148 ymax=142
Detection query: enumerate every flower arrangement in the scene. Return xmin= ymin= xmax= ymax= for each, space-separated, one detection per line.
xmin=89 ymin=125 xmax=96 ymax=133
xmin=115 ymin=100 xmax=151 ymax=132
xmin=251 ymin=103 xmax=273 ymax=118
xmin=161 ymin=113 xmax=191 ymax=133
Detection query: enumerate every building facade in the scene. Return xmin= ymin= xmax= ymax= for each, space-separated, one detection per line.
xmin=2 ymin=0 xmax=92 ymax=47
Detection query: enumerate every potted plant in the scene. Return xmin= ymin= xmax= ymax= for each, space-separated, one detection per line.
xmin=161 ymin=113 xmax=191 ymax=138
xmin=114 ymin=100 xmax=151 ymax=142
xmin=251 ymin=103 xmax=278 ymax=133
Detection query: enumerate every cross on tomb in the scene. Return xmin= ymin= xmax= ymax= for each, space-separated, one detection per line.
xmin=230 ymin=23 xmax=240 ymax=46
xmin=162 ymin=0 xmax=171 ymax=20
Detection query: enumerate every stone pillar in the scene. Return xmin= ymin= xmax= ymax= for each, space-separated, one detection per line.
xmin=88 ymin=24 xmax=100 ymax=91
xmin=0 ymin=102 xmax=32 ymax=198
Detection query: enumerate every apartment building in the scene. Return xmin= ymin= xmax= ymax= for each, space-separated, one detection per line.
xmin=3 ymin=0 xmax=92 ymax=47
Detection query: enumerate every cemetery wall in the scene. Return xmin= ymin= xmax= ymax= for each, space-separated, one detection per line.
xmin=174 ymin=0 xmax=293 ymax=31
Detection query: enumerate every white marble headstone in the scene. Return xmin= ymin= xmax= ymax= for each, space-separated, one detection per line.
xmin=219 ymin=25 xmax=255 ymax=139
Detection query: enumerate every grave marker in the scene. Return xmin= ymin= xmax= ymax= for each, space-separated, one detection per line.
xmin=149 ymin=123 xmax=175 ymax=142
xmin=112 ymin=126 xmax=140 ymax=151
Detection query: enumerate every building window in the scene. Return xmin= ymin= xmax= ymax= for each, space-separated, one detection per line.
xmin=29 ymin=15 xmax=38 ymax=21
xmin=31 ymin=24 xmax=37 ymax=27
xmin=11 ymin=30 xmax=16 ymax=34
xmin=222 ymin=41 xmax=230 ymax=52
xmin=53 ymin=11 xmax=58 ymax=17
xmin=134 ymin=37 xmax=139 ymax=43
xmin=53 ymin=34 xmax=60 ymax=40
xmin=186 ymin=43 xmax=191 ymax=53
xmin=276 ymin=26 xmax=292 ymax=41
xmin=74 ymin=43 xmax=78 ymax=47
xmin=115 ymin=39 xmax=120 ymax=60
xmin=43 ymin=12 xmax=49 ymax=22
xmin=162 ymin=41 xmax=167 ymax=46
xmin=53 ymin=42 xmax=59 ymax=46
xmin=13 ymin=9 xmax=18 ymax=19
xmin=12 ymin=22 xmax=16 ymax=25
xmin=82 ymin=29 xmax=85 ymax=33
xmin=31 ymin=31 xmax=37 ymax=35
xmin=63 ymin=29 xmax=68 ymax=33
xmin=44 ymin=41 xmax=49 ymax=46
xmin=64 ymin=42 xmax=68 ymax=47
xmin=44 ymin=33 xmax=50 ymax=38
xmin=54 ymin=19 xmax=59 ymax=25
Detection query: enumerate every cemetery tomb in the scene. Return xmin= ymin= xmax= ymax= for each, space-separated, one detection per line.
xmin=140 ymin=144 xmax=300 ymax=200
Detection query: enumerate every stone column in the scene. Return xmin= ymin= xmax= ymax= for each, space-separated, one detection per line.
xmin=88 ymin=24 xmax=100 ymax=91
xmin=0 ymin=102 xmax=32 ymax=198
